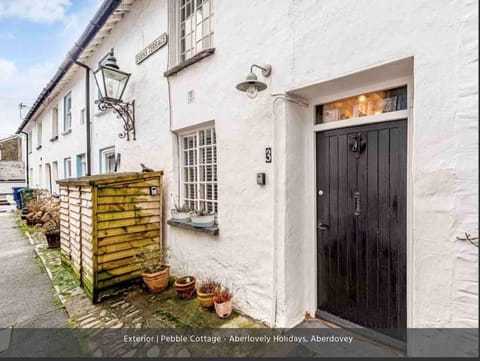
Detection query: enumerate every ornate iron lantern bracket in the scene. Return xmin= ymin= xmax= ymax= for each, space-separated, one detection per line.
xmin=95 ymin=98 xmax=136 ymax=141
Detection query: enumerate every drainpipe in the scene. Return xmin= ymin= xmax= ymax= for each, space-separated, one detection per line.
xmin=74 ymin=61 xmax=92 ymax=176
xmin=47 ymin=163 xmax=52 ymax=193
xmin=20 ymin=131 xmax=30 ymax=188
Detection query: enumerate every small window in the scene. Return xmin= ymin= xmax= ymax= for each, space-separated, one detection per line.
xmin=63 ymin=92 xmax=72 ymax=132
xmin=76 ymin=153 xmax=86 ymax=177
xmin=315 ymin=86 xmax=408 ymax=124
xmin=100 ymin=147 xmax=116 ymax=174
xmin=64 ymin=157 xmax=72 ymax=178
xmin=178 ymin=0 xmax=214 ymax=63
xmin=27 ymin=131 xmax=32 ymax=153
xmin=52 ymin=106 xmax=59 ymax=138
xmin=38 ymin=164 xmax=42 ymax=187
xmin=37 ymin=121 xmax=42 ymax=148
xmin=80 ymin=108 xmax=86 ymax=125
xmin=181 ymin=126 xmax=217 ymax=213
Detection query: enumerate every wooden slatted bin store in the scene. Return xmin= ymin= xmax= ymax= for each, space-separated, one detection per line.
xmin=57 ymin=171 xmax=163 ymax=302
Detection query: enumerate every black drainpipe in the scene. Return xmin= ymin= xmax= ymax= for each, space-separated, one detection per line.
xmin=20 ymin=131 xmax=29 ymax=188
xmin=74 ymin=62 xmax=92 ymax=176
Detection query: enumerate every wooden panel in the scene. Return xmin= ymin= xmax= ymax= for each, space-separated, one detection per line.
xmin=97 ymin=215 xmax=161 ymax=230
xmin=97 ymin=195 xmax=161 ymax=205
xmin=97 ymin=271 xmax=142 ymax=290
xmin=97 ymin=202 xmax=160 ymax=213
xmin=98 ymin=187 xmax=154 ymax=197
xmin=58 ymin=172 xmax=163 ymax=302
xmin=97 ymin=222 xmax=161 ymax=238
xmin=98 ymin=256 xmax=136 ymax=272
xmin=98 ymin=229 xmax=160 ymax=246
xmin=97 ymin=237 xmax=159 ymax=255
xmin=366 ymin=130 xmax=379 ymax=328
xmin=316 ymin=120 xmax=407 ymax=339
xmin=97 ymin=247 xmax=146 ymax=264
xmin=97 ymin=209 xmax=160 ymax=222
xmin=97 ymin=264 xmax=143 ymax=281
xmin=100 ymin=179 xmax=160 ymax=188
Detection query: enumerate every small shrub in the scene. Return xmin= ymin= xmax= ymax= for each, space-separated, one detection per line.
xmin=199 ymin=279 xmax=221 ymax=294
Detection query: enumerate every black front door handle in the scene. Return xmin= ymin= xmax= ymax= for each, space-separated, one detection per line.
xmin=318 ymin=222 xmax=329 ymax=231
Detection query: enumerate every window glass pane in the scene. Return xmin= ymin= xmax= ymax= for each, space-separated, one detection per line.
xmin=316 ymin=86 xmax=407 ymax=124
xmin=181 ymin=127 xmax=217 ymax=214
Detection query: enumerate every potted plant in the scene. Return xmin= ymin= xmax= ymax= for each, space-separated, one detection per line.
xmin=170 ymin=194 xmax=191 ymax=223
xmin=213 ymin=288 xmax=233 ymax=319
xmin=190 ymin=208 xmax=215 ymax=228
xmin=42 ymin=220 xmax=60 ymax=248
xmin=134 ymin=245 xmax=170 ymax=293
xmin=197 ymin=279 xmax=221 ymax=309
xmin=174 ymin=276 xmax=196 ymax=300
xmin=171 ymin=205 xmax=191 ymax=223
xmin=20 ymin=207 xmax=30 ymax=221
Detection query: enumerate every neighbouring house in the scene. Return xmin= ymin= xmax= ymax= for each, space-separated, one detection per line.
xmin=0 ymin=135 xmax=25 ymax=204
xmin=15 ymin=0 xmax=478 ymax=336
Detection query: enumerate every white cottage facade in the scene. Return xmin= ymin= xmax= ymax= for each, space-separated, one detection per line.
xmin=17 ymin=0 xmax=478 ymax=330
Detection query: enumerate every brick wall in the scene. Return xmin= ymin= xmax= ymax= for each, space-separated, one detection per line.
xmin=0 ymin=136 xmax=22 ymax=161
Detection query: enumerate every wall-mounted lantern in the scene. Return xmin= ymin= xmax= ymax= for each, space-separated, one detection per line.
xmin=236 ymin=64 xmax=272 ymax=99
xmin=94 ymin=49 xmax=136 ymax=140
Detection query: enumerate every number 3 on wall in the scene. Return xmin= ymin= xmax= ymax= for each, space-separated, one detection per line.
xmin=265 ymin=147 xmax=272 ymax=163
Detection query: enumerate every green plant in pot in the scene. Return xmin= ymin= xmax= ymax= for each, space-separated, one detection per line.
xmin=134 ymin=244 xmax=170 ymax=293
xmin=171 ymin=197 xmax=191 ymax=224
xmin=197 ymin=279 xmax=221 ymax=309
xmin=42 ymin=220 xmax=60 ymax=248
xmin=190 ymin=208 xmax=215 ymax=228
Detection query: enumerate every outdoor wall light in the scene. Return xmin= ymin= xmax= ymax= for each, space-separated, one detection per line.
xmin=94 ymin=49 xmax=136 ymax=141
xmin=236 ymin=64 xmax=272 ymax=99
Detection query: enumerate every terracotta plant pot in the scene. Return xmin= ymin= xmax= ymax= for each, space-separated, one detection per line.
xmin=174 ymin=276 xmax=196 ymax=300
xmin=197 ymin=289 xmax=215 ymax=309
xmin=214 ymin=299 xmax=233 ymax=319
xmin=45 ymin=229 xmax=60 ymax=248
xmin=141 ymin=266 xmax=170 ymax=293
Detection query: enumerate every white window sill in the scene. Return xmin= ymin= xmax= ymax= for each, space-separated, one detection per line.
xmin=62 ymin=129 xmax=72 ymax=136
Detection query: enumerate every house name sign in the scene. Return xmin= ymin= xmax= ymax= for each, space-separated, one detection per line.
xmin=136 ymin=33 xmax=168 ymax=65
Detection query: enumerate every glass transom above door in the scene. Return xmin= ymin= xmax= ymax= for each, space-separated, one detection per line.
xmin=316 ymin=86 xmax=407 ymax=124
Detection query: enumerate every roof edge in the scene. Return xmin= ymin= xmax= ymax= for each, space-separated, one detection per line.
xmin=16 ymin=0 xmax=122 ymax=134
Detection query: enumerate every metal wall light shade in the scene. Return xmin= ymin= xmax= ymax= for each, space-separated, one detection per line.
xmin=94 ymin=50 xmax=136 ymax=141
xmin=236 ymin=64 xmax=272 ymax=99
xmin=94 ymin=53 xmax=131 ymax=102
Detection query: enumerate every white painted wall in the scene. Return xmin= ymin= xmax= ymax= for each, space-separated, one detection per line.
xmin=23 ymin=0 xmax=478 ymax=328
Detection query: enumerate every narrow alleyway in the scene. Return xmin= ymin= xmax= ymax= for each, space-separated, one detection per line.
xmin=0 ymin=210 xmax=67 ymax=328
xmin=0 ymin=209 xmax=88 ymax=357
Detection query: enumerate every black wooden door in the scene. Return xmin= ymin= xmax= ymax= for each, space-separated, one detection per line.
xmin=316 ymin=120 xmax=407 ymax=338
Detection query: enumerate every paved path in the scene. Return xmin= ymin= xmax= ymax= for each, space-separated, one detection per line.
xmin=0 ymin=209 xmax=68 ymax=328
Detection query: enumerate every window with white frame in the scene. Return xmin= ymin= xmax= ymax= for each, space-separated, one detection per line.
xmin=80 ymin=108 xmax=86 ymax=125
xmin=37 ymin=121 xmax=42 ymax=148
xmin=64 ymin=157 xmax=72 ymax=178
xmin=27 ymin=131 xmax=32 ymax=153
xmin=100 ymin=146 xmax=116 ymax=174
xmin=52 ymin=106 xmax=59 ymax=138
xmin=178 ymin=0 xmax=214 ymax=63
xmin=77 ymin=153 xmax=86 ymax=177
xmin=181 ymin=126 xmax=217 ymax=213
xmin=63 ymin=92 xmax=72 ymax=132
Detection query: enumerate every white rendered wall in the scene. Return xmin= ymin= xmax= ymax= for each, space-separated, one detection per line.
xmin=23 ymin=0 xmax=478 ymax=328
